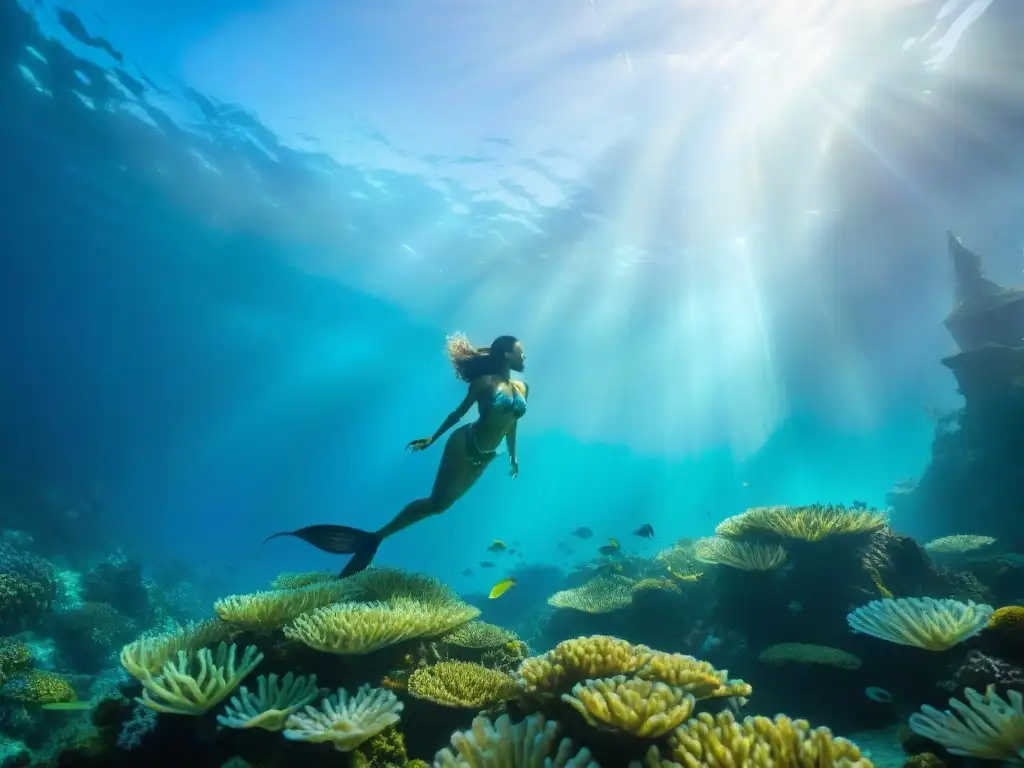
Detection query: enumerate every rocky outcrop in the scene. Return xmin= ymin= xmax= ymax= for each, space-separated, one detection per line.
xmin=889 ymin=234 xmax=1024 ymax=548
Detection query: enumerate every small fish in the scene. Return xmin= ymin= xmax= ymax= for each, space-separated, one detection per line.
xmin=851 ymin=500 xmax=867 ymax=511
xmin=480 ymin=561 xmax=496 ymax=568
xmin=594 ymin=562 xmax=623 ymax=577
xmin=489 ymin=578 xmax=516 ymax=599
xmin=507 ymin=548 xmax=517 ymax=555
xmin=487 ymin=540 xmax=507 ymax=553
xmin=597 ymin=538 xmax=620 ymax=556
xmin=461 ymin=569 xmax=473 ymax=576
xmin=632 ymin=524 xmax=655 ymax=539
xmin=572 ymin=527 xmax=593 ymax=539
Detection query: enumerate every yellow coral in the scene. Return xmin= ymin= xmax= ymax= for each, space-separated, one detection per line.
xmin=134 ymin=642 xmax=263 ymax=715
xmin=284 ymin=597 xmax=479 ymax=655
xmin=518 ymin=636 xmax=653 ymax=694
xmin=636 ymin=652 xmax=751 ymax=700
xmin=407 ymin=661 xmax=518 ymax=708
xmin=632 ymin=578 xmax=682 ymax=594
xmin=3 ymin=670 xmax=76 ymax=704
xmin=758 ymin=643 xmax=862 ymax=670
xmin=353 ymin=727 xmax=408 ymax=767
xmin=344 ymin=567 xmax=461 ymax=606
xmin=562 ymin=676 xmax=695 ymax=738
xmin=636 ymin=711 xmax=873 ymax=767
xmin=0 ymin=637 xmax=31 ymax=685
xmin=547 ymin=576 xmax=634 ymax=613
xmin=442 ymin=621 xmax=519 ymax=649
xmin=214 ymin=581 xmax=359 ymax=630
xmin=120 ymin=619 xmax=230 ymax=678
xmin=988 ymin=605 xmax=1024 ymax=633
xmin=716 ymin=504 xmax=887 ymax=542
xmin=693 ymin=537 xmax=787 ymax=571
xmin=269 ymin=571 xmax=337 ymax=590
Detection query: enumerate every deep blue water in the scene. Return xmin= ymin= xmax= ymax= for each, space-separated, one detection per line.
xmin=1 ymin=0 xmax=1023 ymax=594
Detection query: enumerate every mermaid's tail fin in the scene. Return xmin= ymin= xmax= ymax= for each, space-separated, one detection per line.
xmin=263 ymin=524 xmax=382 ymax=578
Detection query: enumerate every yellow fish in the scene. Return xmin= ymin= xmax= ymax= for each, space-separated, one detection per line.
xmin=488 ymin=578 xmax=516 ymax=599
xmin=597 ymin=538 xmax=620 ymax=556
xmin=487 ymin=540 xmax=507 ymax=553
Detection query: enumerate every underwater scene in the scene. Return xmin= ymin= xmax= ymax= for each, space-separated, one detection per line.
xmin=2 ymin=0 xmax=1024 ymax=766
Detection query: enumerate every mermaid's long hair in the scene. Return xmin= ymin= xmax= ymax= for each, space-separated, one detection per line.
xmin=445 ymin=332 xmax=519 ymax=382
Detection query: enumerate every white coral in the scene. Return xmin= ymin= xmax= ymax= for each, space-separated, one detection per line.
xmin=283 ymin=684 xmax=402 ymax=752
xmin=909 ymin=686 xmax=1024 ymax=763
xmin=216 ymin=672 xmax=323 ymax=731
xmin=434 ymin=713 xmax=598 ymax=768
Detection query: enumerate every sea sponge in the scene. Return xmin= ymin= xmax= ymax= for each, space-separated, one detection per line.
xmin=847 ymin=598 xmax=994 ymax=651
xmin=635 ymin=652 xmax=751 ymax=700
xmin=442 ymin=621 xmax=519 ymax=649
xmin=214 ymin=581 xmax=358 ymax=630
xmin=283 ymin=597 xmax=479 ymax=655
xmin=0 ymin=637 xmax=31 ymax=684
xmin=715 ymin=504 xmax=887 ymax=542
xmin=924 ymin=535 xmax=996 ymax=554
xmin=547 ymin=576 xmax=634 ymax=613
xmin=134 ymin=641 xmax=263 ymax=715
xmin=634 ymin=710 xmax=874 ymax=767
xmin=283 ymin=684 xmax=403 ymax=752
xmin=2 ymin=670 xmax=76 ymax=704
xmin=407 ymin=661 xmax=518 ymax=708
xmin=988 ymin=606 xmax=1024 ymax=633
xmin=908 ymin=685 xmax=1024 ymax=762
xmin=434 ymin=713 xmax=598 ymax=768
xmin=562 ymin=676 xmax=695 ymax=738
xmin=693 ymin=537 xmax=787 ymax=571
xmin=217 ymin=672 xmax=323 ymax=731
xmin=758 ymin=643 xmax=863 ymax=670
xmin=518 ymin=636 xmax=653 ymax=695
xmin=120 ymin=619 xmax=231 ymax=677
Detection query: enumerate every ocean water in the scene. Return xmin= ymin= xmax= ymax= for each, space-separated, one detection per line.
xmin=1 ymin=0 xmax=1024 ymax=765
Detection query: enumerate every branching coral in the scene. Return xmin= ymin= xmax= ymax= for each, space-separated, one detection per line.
xmin=434 ymin=713 xmax=598 ymax=768
xmin=217 ymin=672 xmax=323 ymax=731
xmin=635 ymin=652 xmax=751 ymax=700
xmin=214 ymin=581 xmax=358 ymax=630
xmin=924 ymin=535 xmax=996 ymax=554
xmin=120 ymin=619 xmax=231 ymax=677
xmin=693 ymin=537 xmax=787 ymax=571
xmin=655 ymin=542 xmax=703 ymax=580
xmin=547 ymin=576 xmax=634 ymax=613
xmin=634 ymin=711 xmax=874 ymax=767
xmin=518 ymin=636 xmax=653 ymax=694
xmin=407 ymin=661 xmax=518 ymax=708
xmin=283 ymin=684 xmax=403 ymax=752
xmin=562 ymin=676 xmax=695 ymax=738
xmin=715 ymin=504 xmax=887 ymax=542
xmin=442 ymin=621 xmax=519 ymax=649
xmin=0 ymin=546 xmax=57 ymax=627
xmin=758 ymin=643 xmax=862 ymax=670
xmin=847 ymin=598 xmax=994 ymax=651
xmin=133 ymin=641 xmax=263 ymax=715
xmin=908 ymin=685 xmax=1024 ymax=763
xmin=284 ymin=597 xmax=479 ymax=655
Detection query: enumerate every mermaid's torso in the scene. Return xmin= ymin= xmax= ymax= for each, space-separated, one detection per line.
xmin=490 ymin=385 xmax=527 ymax=418
xmin=468 ymin=378 xmax=527 ymax=453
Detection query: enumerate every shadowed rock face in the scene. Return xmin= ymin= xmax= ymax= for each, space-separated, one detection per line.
xmin=943 ymin=232 xmax=1024 ymax=351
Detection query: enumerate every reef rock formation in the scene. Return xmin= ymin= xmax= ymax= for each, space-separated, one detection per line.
xmin=890 ymin=234 xmax=1024 ymax=552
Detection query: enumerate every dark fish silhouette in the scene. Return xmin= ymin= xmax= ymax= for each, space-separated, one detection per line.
xmin=572 ymin=527 xmax=594 ymax=539
xmin=487 ymin=540 xmax=507 ymax=553
xmin=633 ymin=524 xmax=655 ymax=539
xmin=597 ymin=538 xmax=620 ymax=556
xmin=480 ymin=561 xmax=496 ymax=568
xmin=851 ymin=500 xmax=868 ymax=511
xmin=461 ymin=569 xmax=473 ymax=576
